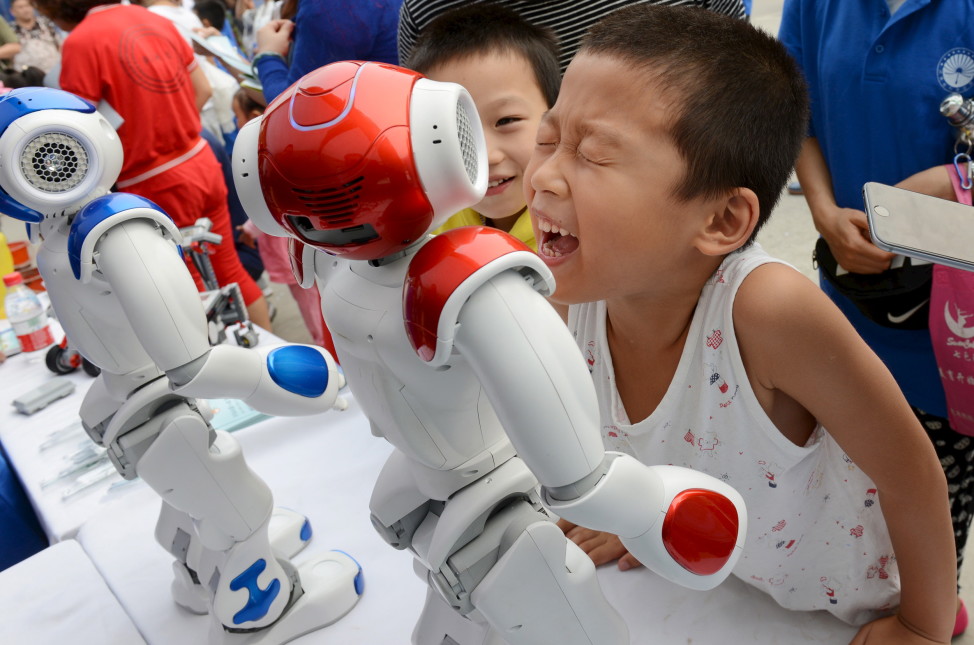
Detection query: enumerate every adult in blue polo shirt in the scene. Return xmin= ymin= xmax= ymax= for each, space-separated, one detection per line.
xmin=779 ymin=0 xmax=974 ymax=634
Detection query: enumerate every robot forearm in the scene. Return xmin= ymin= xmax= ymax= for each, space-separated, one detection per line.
xmin=168 ymin=343 xmax=347 ymax=416
xmin=545 ymin=456 xmax=746 ymax=590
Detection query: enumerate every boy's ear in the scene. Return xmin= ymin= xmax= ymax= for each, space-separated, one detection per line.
xmin=693 ymin=188 xmax=759 ymax=257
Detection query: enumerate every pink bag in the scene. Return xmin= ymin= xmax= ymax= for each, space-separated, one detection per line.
xmin=929 ymin=165 xmax=974 ymax=434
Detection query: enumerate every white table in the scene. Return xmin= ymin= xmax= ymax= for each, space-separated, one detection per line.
xmin=0 ymin=538 xmax=146 ymax=645
xmin=74 ymin=396 xmax=856 ymax=644
xmin=0 ymin=337 xmax=122 ymax=543
xmin=1 ymin=325 xmax=858 ymax=644
xmin=0 ymin=322 xmax=281 ymax=543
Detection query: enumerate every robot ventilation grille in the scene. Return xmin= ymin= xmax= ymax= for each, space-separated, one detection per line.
xmin=455 ymin=100 xmax=479 ymax=185
xmin=21 ymin=132 xmax=89 ymax=193
xmin=292 ymin=176 xmax=364 ymax=225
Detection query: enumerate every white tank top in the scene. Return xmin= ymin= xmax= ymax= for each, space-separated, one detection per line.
xmin=568 ymin=244 xmax=898 ymax=625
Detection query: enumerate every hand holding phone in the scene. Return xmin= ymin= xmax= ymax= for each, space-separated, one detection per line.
xmin=862 ymin=181 xmax=974 ymax=272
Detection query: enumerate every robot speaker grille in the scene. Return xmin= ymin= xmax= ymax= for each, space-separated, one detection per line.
xmin=456 ymin=100 xmax=479 ymax=185
xmin=21 ymin=132 xmax=89 ymax=193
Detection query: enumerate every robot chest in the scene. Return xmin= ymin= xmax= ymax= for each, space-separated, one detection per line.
xmin=322 ymin=269 xmax=391 ymax=337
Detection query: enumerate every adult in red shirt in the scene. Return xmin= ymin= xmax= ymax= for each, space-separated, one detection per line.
xmin=35 ymin=0 xmax=271 ymax=330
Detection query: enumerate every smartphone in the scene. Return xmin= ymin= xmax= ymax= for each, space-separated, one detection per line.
xmin=863 ymin=181 xmax=974 ymax=272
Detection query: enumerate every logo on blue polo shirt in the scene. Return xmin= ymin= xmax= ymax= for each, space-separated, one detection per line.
xmin=938 ymin=48 xmax=974 ymax=94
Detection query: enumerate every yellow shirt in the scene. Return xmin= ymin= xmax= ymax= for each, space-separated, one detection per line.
xmin=432 ymin=208 xmax=537 ymax=252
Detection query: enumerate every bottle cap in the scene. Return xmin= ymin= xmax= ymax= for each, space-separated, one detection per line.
xmin=3 ymin=271 xmax=23 ymax=287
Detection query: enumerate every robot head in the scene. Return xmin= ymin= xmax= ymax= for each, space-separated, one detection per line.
xmin=0 ymin=87 xmax=122 ymax=223
xmin=233 ymin=61 xmax=487 ymax=261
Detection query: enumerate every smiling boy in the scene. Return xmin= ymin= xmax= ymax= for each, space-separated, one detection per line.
xmin=405 ymin=4 xmax=559 ymax=250
xmin=527 ymin=6 xmax=958 ymax=643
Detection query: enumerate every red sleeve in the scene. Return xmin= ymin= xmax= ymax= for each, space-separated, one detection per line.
xmin=58 ymin=31 xmax=102 ymax=105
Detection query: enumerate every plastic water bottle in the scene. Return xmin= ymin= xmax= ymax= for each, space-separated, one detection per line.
xmin=0 ymin=231 xmax=14 ymax=318
xmin=3 ymin=271 xmax=53 ymax=352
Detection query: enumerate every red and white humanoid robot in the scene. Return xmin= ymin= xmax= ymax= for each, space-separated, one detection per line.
xmin=0 ymin=87 xmax=360 ymax=644
xmin=234 ymin=61 xmax=747 ymax=644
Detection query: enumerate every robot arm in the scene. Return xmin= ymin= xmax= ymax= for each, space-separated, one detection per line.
xmin=86 ymin=197 xmax=346 ymax=416
xmin=450 ymin=266 xmax=746 ymax=591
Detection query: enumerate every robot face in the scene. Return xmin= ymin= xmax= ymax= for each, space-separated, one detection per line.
xmin=20 ymin=130 xmax=90 ymax=194
xmin=0 ymin=88 xmax=122 ymax=221
xmin=239 ymin=61 xmax=486 ymax=261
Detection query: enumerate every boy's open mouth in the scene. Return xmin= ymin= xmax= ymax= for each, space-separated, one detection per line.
xmin=537 ymin=217 xmax=579 ymax=258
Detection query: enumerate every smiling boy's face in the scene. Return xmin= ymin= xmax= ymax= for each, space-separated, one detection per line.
xmin=426 ymin=50 xmax=549 ymax=227
xmin=525 ymin=52 xmax=719 ymax=306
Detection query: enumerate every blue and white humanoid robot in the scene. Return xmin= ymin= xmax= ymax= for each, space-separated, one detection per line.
xmin=0 ymin=87 xmax=359 ymax=644
xmin=233 ymin=60 xmax=749 ymax=645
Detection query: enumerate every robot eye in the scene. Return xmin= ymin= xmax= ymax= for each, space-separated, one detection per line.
xmin=289 ymin=215 xmax=379 ymax=247
xmin=20 ymin=132 xmax=89 ymax=193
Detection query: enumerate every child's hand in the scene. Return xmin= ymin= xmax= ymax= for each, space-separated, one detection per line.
xmin=256 ymin=19 xmax=294 ymax=58
xmin=850 ymin=615 xmax=949 ymax=645
xmin=193 ymin=26 xmax=222 ymax=40
xmin=556 ymin=519 xmax=642 ymax=570
xmin=236 ymin=224 xmax=258 ymax=248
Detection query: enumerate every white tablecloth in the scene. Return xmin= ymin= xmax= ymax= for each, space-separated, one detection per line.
xmin=0 ymin=340 xmax=122 ymax=543
xmin=0 ymin=539 xmax=145 ymax=645
xmin=2 ymin=324 xmax=858 ymax=644
xmin=75 ymin=396 xmax=856 ymax=644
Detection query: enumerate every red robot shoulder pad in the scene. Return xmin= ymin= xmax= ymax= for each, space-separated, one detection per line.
xmin=403 ymin=227 xmax=554 ymax=367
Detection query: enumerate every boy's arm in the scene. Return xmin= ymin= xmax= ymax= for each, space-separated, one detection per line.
xmin=735 ymin=264 xmax=955 ymax=643
xmin=795 ymin=137 xmax=895 ymax=274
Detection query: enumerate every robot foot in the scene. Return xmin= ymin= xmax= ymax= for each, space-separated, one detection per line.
xmin=209 ymin=551 xmax=364 ymax=645
xmin=164 ymin=507 xmax=311 ymax=617
xmin=268 ymin=508 xmax=314 ymax=560
xmin=170 ymin=560 xmax=210 ymax=615
xmin=412 ymin=586 xmax=505 ymax=645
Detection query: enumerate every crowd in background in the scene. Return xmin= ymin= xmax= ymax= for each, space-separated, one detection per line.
xmin=3 ymin=1 xmax=974 ymax=642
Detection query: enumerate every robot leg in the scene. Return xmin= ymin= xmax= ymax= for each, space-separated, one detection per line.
xmin=412 ymin=581 xmax=501 ymax=645
xmin=413 ymin=496 xmax=627 ymax=645
xmin=470 ymin=520 xmax=628 ymax=645
xmin=134 ymin=403 xmax=362 ymax=639
xmin=156 ymin=500 xmax=209 ymax=614
xmin=156 ymin=500 xmax=313 ymax=617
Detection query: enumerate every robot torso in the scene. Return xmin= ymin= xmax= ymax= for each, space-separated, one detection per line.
xmin=313 ymin=233 xmax=530 ymax=496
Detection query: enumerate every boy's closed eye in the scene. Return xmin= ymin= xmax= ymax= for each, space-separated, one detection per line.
xmin=495 ymin=116 xmax=523 ymax=128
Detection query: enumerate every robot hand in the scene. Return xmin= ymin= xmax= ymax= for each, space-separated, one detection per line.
xmin=544 ymin=454 xmax=746 ymax=591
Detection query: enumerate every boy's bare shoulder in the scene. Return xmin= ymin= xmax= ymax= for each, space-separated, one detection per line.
xmin=733 ymin=261 xmax=820 ymax=326
xmin=732 ymin=261 xmax=851 ymax=376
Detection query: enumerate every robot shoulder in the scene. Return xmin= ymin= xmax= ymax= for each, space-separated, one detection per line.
xmin=68 ymin=192 xmax=181 ymax=282
xmin=403 ymin=226 xmax=554 ymax=366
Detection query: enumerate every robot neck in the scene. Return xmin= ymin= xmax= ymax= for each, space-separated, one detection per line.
xmin=367 ymin=237 xmax=428 ymax=268
xmin=37 ymin=209 xmax=75 ymax=241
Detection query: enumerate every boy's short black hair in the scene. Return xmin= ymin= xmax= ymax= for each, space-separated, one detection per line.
xmin=405 ymin=4 xmax=561 ymax=108
xmin=1 ymin=66 xmax=46 ymax=89
xmin=582 ymin=5 xmax=809 ymax=238
xmin=194 ymin=0 xmax=227 ymax=32
xmin=34 ymin=0 xmax=104 ymax=26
